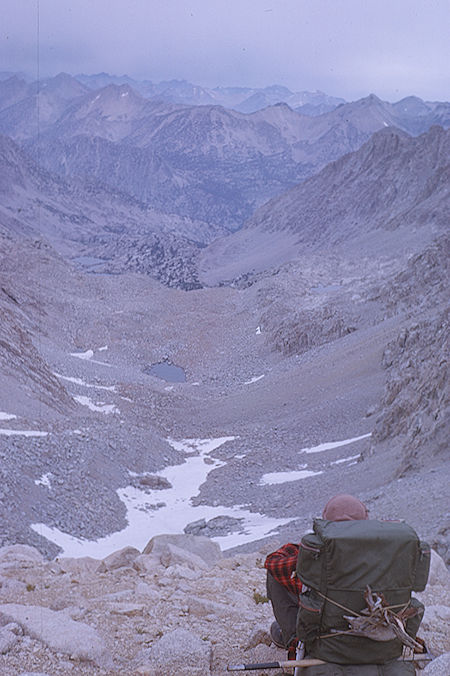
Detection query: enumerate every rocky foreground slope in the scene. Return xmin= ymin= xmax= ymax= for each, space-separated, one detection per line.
xmin=0 ymin=536 xmax=449 ymax=676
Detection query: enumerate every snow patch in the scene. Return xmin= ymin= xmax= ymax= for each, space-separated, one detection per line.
xmin=54 ymin=373 xmax=115 ymax=391
xmin=256 ymin=326 xmax=262 ymax=335
xmin=35 ymin=473 xmax=52 ymax=488
xmin=73 ymin=396 xmax=118 ymax=414
xmin=71 ymin=349 xmax=94 ymax=360
xmin=0 ymin=412 xmax=17 ymax=421
xmin=300 ymin=433 xmax=371 ymax=454
xmin=244 ymin=375 xmax=265 ymax=385
xmin=331 ymin=454 xmax=361 ymax=465
xmin=70 ymin=349 xmax=111 ymax=367
xmin=260 ymin=468 xmax=323 ymax=485
xmin=0 ymin=429 xmax=48 ymax=437
xmin=31 ymin=436 xmax=291 ymax=558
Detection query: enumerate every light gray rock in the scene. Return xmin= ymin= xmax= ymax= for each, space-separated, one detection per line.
xmin=428 ymin=550 xmax=450 ymax=587
xmin=133 ymin=553 xmax=161 ymax=575
xmin=52 ymin=556 xmax=101 ymax=576
xmin=183 ymin=518 xmax=207 ymax=535
xmin=420 ymin=604 xmax=450 ymax=655
xmin=161 ymin=563 xmax=203 ymax=580
xmin=0 ymin=577 xmax=27 ymax=592
xmin=0 ymin=621 xmax=22 ymax=653
xmin=141 ymin=628 xmax=212 ymax=676
xmin=0 ymin=545 xmax=45 ymax=566
xmin=143 ymin=534 xmax=222 ymax=566
xmin=0 ymin=603 xmax=110 ymax=666
xmin=97 ymin=545 xmax=140 ymax=572
xmin=102 ymin=589 xmax=133 ymax=601
xmin=423 ymin=652 xmax=450 ymax=675
xmin=134 ymin=582 xmax=160 ymax=602
xmin=108 ymin=602 xmax=144 ymax=617
xmin=160 ymin=543 xmax=209 ymax=571
xmin=187 ymin=595 xmax=243 ymax=619
xmin=184 ymin=515 xmax=244 ymax=537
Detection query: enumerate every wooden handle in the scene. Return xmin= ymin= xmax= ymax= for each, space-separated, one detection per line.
xmin=227 ymin=658 xmax=326 ymax=671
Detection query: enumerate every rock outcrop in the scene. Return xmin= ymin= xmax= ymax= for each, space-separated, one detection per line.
xmin=372 ymin=309 xmax=448 ymax=473
xmin=0 ymin=535 xmax=448 ymax=675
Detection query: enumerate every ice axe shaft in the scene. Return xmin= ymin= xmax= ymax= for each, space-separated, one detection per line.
xmin=227 ymin=658 xmax=326 ymax=671
xmin=227 ymin=652 xmax=433 ymax=671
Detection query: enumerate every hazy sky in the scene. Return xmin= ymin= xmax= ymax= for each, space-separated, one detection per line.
xmin=2 ymin=0 xmax=449 ymax=101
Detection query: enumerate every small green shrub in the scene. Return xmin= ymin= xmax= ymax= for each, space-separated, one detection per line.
xmin=253 ymin=590 xmax=269 ymax=604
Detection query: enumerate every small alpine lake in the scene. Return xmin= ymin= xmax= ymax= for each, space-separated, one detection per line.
xmin=143 ymin=362 xmax=187 ymax=382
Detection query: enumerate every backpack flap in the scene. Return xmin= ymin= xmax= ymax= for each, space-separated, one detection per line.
xmin=313 ymin=518 xmax=420 ymax=591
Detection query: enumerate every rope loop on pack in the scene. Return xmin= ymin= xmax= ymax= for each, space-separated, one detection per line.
xmin=315 ymin=586 xmax=423 ymax=652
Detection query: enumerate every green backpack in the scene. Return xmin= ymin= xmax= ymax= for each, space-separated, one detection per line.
xmin=296 ymin=519 xmax=430 ymax=665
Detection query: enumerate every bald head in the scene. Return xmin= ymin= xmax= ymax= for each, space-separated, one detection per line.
xmin=322 ymin=494 xmax=368 ymax=522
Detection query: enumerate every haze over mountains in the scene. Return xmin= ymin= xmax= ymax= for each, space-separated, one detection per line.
xmin=0 ymin=70 xmax=347 ymax=113
xmin=1 ymin=72 xmax=448 ymax=235
xmin=0 ymin=71 xmax=448 ymax=576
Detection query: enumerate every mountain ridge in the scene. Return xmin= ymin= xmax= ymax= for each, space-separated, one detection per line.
xmin=198 ymin=125 xmax=449 ymax=284
xmin=1 ymin=72 xmax=448 ymax=234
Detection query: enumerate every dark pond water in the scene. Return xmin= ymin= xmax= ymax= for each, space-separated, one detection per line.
xmin=144 ymin=362 xmax=186 ymax=382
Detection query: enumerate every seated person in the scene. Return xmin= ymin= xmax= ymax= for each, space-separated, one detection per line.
xmin=265 ymin=493 xmax=369 ymax=657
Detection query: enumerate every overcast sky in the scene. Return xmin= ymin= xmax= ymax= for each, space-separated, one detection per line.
xmin=2 ymin=0 xmax=449 ymax=101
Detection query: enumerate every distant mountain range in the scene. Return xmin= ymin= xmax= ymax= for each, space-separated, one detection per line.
xmin=0 ymin=70 xmax=345 ymax=114
xmin=0 ymin=72 xmax=448 ymax=234
xmin=74 ymin=73 xmax=346 ymax=114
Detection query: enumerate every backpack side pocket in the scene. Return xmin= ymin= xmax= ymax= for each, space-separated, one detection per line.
xmin=296 ymin=533 xmax=324 ymax=589
xmin=296 ymin=588 xmax=324 ymax=644
xmin=412 ymin=541 xmax=430 ymax=591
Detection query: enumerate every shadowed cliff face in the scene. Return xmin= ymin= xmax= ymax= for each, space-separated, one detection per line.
xmin=0 ymin=238 xmax=75 ymax=416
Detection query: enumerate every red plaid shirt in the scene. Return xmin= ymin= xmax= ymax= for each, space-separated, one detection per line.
xmin=264 ymin=543 xmax=303 ymax=597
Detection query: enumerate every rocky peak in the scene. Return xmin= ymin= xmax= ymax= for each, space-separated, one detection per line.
xmin=393 ymin=95 xmax=431 ymax=116
xmin=360 ymin=93 xmax=384 ymax=105
xmin=87 ymin=83 xmax=144 ymax=109
xmin=39 ymin=72 xmax=88 ymax=97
